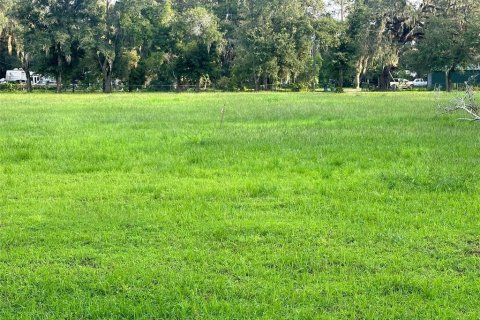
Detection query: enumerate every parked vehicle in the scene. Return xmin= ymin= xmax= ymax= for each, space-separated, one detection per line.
xmin=5 ymin=68 xmax=39 ymax=83
xmin=0 ymin=78 xmax=6 ymax=84
xmin=34 ymin=79 xmax=57 ymax=87
xmin=390 ymin=78 xmax=413 ymax=90
xmin=412 ymin=78 xmax=428 ymax=87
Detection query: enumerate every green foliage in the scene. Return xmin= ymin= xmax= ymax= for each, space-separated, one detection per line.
xmin=0 ymin=81 xmax=22 ymax=91
xmin=290 ymin=82 xmax=309 ymax=92
xmin=232 ymin=0 xmax=325 ymax=90
xmin=170 ymin=7 xmax=224 ymax=88
xmin=0 ymin=0 xmax=12 ymax=33
xmin=215 ymin=76 xmax=236 ymax=91
xmin=403 ymin=0 xmax=480 ymax=91
xmin=417 ymin=17 xmax=470 ymax=73
xmin=1 ymin=0 xmax=480 ymax=92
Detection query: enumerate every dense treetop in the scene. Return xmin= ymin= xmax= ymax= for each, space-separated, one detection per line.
xmin=0 ymin=0 xmax=479 ymax=92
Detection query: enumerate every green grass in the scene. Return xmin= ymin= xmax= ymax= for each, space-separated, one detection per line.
xmin=1 ymin=92 xmax=479 ymax=319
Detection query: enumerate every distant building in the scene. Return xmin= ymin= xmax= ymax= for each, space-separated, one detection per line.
xmin=428 ymin=67 xmax=480 ymax=89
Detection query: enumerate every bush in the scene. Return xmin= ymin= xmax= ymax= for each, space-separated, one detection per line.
xmin=0 ymin=82 xmax=24 ymax=92
xmin=290 ymin=83 xmax=309 ymax=92
xmin=215 ymin=77 xmax=236 ymax=91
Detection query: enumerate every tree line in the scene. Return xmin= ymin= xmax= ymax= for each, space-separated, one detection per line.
xmin=0 ymin=0 xmax=479 ymax=93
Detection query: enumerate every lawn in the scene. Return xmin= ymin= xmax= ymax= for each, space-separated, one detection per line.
xmin=0 ymin=92 xmax=479 ymax=319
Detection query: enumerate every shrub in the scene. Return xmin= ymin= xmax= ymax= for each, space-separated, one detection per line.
xmin=290 ymin=83 xmax=309 ymax=92
xmin=215 ymin=77 xmax=236 ymax=91
xmin=0 ymin=83 xmax=24 ymax=92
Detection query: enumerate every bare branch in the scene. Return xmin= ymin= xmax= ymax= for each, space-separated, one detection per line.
xmin=439 ymin=76 xmax=480 ymax=122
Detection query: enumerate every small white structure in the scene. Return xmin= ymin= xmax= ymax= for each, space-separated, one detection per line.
xmin=5 ymin=68 xmax=39 ymax=83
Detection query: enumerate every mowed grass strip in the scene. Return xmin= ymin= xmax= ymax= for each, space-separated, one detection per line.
xmin=0 ymin=92 xmax=479 ymax=319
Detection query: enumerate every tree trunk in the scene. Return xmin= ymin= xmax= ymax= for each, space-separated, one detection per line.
xmin=56 ymin=50 xmax=63 ymax=93
xmin=338 ymin=67 xmax=344 ymax=90
xmin=56 ymin=73 xmax=62 ymax=93
xmin=378 ymin=65 xmax=391 ymax=91
xmin=7 ymin=35 xmax=13 ymax=54
xmin=445 ymin=70 xmax=449 ymax=92
xmin=445 ymin=67 xmax=454 ymax=92
xmin=354 ymin=71 xmax=361 ymax=90
xmin=104 ymin=69 xmax=112 ymax=93
xmin=340 ymin=0 xmax=345 ymax=22
xmin=196 ymin=77 xmax=201 ymax=91
xmin=176 ymin=78 xmax=181 ymax=92
xmin=354 ymin=57 xmax=368 ymax=90
xmin=102 ymin=60 xmax=113 ymax=93
xmin=263 ymin=76 xmax=268 ymax=91
xmin=24 ymin=65 xmax=32 ymax=93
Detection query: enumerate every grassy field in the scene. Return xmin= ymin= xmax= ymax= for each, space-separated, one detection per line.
xmin=0 ymin=92 xmax=479 ymax=319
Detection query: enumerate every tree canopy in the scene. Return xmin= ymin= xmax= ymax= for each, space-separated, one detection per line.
xmin=0 ymin=0 xmax=479 ymax=92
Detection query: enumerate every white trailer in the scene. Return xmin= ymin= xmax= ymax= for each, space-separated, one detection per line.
xmin=5 ymin=68 xmax=39 ymax=83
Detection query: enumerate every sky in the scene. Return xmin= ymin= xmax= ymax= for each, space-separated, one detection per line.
xmin=324 ymin=0 xmax=423 ymax=20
